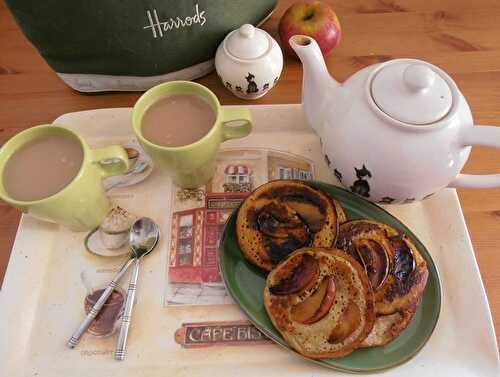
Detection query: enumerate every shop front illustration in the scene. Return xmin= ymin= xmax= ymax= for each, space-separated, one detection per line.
xmin=168 ymin=192 xmax=246 ymax=286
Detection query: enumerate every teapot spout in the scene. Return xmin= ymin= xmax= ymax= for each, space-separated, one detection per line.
xmin=290 ymin=35 xmax=340 ymax=136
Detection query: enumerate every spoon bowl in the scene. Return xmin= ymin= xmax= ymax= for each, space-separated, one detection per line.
xmin=129 ymin=217 xmax=160 ymax=258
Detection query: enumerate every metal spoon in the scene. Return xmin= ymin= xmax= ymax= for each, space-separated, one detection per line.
xmin=66 ymin=217 xmax=159 ymax=349
xmin=114 ymin=217 xmax=160 ymax=361
xmin=104 ymin=161 xmax=150 ymax=191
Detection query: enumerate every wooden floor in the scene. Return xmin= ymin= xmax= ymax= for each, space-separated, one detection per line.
xmin=1 ymin=0 xmax=499 ymax=344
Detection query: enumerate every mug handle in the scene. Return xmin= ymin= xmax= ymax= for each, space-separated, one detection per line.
xmin=221 ymin=108 xmax=252 ymax=141
xmin=449 ymin=126 xmax=500 ymax=188
xmin=91 ymin=145 xmax=129 ymax=179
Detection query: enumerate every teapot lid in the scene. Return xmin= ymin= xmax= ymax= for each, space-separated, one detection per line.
xmin=224 ymin=24 xmax=270 ymax=60
xmin=371 ymin=61 xmax=453 ymax=125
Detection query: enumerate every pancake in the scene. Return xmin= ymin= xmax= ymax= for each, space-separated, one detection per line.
xmin=236 ymin=180 xmax=339 ymax=271
xmin=335 ymin=220 xmax=428 ymax=315
xmin=360 ymin=303 xmax=416 ymax=348
xmin=264 ymin=248 xmax=375 ymax=359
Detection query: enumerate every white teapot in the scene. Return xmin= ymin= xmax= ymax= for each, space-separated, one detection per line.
xmin=290 ymin=35 xmax=500 ymax=204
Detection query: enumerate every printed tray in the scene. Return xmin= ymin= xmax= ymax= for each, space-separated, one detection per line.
xmin=0 ymin=105 xmax=498 ymax=376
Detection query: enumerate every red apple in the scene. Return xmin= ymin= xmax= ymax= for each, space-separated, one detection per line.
xmin=278 ymin=1 xmax=341 ymax=57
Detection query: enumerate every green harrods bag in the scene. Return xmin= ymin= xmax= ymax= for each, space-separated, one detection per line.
xmin=5 ymin=0 xmax=277 ymax=92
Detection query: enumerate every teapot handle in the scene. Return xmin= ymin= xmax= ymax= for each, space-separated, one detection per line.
xmin=449 ymin=126 xmax=500 ymax=188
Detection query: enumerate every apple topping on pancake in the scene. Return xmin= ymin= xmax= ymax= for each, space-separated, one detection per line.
xmin=354 ymin=238 xmax=390 ymax=289
xmin=269 ymin=254 xmax=319 ymax=295
xmin=336 ymin=220 xmax=428 ymax=315
xmin=264 ymin=248 xmax=375 ymax=359
xmin=328 ymin=301 xmax=362 ymax=343
xmin=291 ymin=276 xmax=336 ymax=324
xmin=237 ymin=181 xmax=339 ymax=271
xmin=257 ymin=201 xmax=308 ymax=239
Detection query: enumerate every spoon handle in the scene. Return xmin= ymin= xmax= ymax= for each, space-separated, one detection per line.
xmin=115 ymin=258 xmax=140 ymax=360
xmin=104 ymin=161 xmax=149 ymax=192
xmin=67 ymin=258 xmax=135 ymax=349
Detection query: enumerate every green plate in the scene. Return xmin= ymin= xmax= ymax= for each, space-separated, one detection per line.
xmin=219 ymin=182 xmax=441 ymax=373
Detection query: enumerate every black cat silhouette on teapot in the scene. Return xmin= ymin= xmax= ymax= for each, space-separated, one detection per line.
xmin=350 ymin=165 xmax=372 ymax=198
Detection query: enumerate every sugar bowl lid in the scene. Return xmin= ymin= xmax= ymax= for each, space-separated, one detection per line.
xmin=224 ymin=24 xmax=271 ymax=60
xmin=371 ymin=61 xmax=453 ymax=125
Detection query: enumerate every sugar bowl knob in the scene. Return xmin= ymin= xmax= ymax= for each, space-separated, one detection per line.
xmin=239 ymin=24 xmax=255 ymax=38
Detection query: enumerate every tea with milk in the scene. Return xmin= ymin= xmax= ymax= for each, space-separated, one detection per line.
xmin=3 ymin=135 xmax=83 ymax=201
xmin=141 ymin=94 xmax=215 ymax=147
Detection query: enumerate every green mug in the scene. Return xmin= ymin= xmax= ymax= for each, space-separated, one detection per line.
xmin=132 ymin=81 xmax=252 ymax=188
xmin=0 ymin=125 xmax=129 ymax=231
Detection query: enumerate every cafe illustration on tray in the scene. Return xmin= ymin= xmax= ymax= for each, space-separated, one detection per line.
xmin=165 ymin=148 xmax=314 ymax=305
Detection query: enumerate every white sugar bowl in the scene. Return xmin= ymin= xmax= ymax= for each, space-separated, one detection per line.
xmin=215 ymin=24 xmax=283 ymax=100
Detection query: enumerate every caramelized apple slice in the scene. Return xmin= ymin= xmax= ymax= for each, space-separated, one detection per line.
xmin=257 ymin=202 xmax=311 ymax=264
xmin=257 ymin=202 xmax=307 ymax=238
xmin=291 ymin=280 xmax=327 ymax=323
xmin=328 ymin=301 xmax=362 ymax=343
xmin=354 ymin=239 xmax=390 ymax=289
xmin=391 ymin=238 xmax=416 ymax=281
xmin=286 ymin=200 xmax=325 ymax=233
xmin=291 ymin=277 xmax=336 ymax=324
xmin=269 ymin=254 xmax=319 ymax=295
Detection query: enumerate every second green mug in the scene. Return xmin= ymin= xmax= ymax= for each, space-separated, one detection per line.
xmin=132 ymin=81 xmax=252 ymax=188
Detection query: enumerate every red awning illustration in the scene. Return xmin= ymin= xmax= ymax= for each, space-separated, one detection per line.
xmin=224 ymin=165 xmax=249 ymax=175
